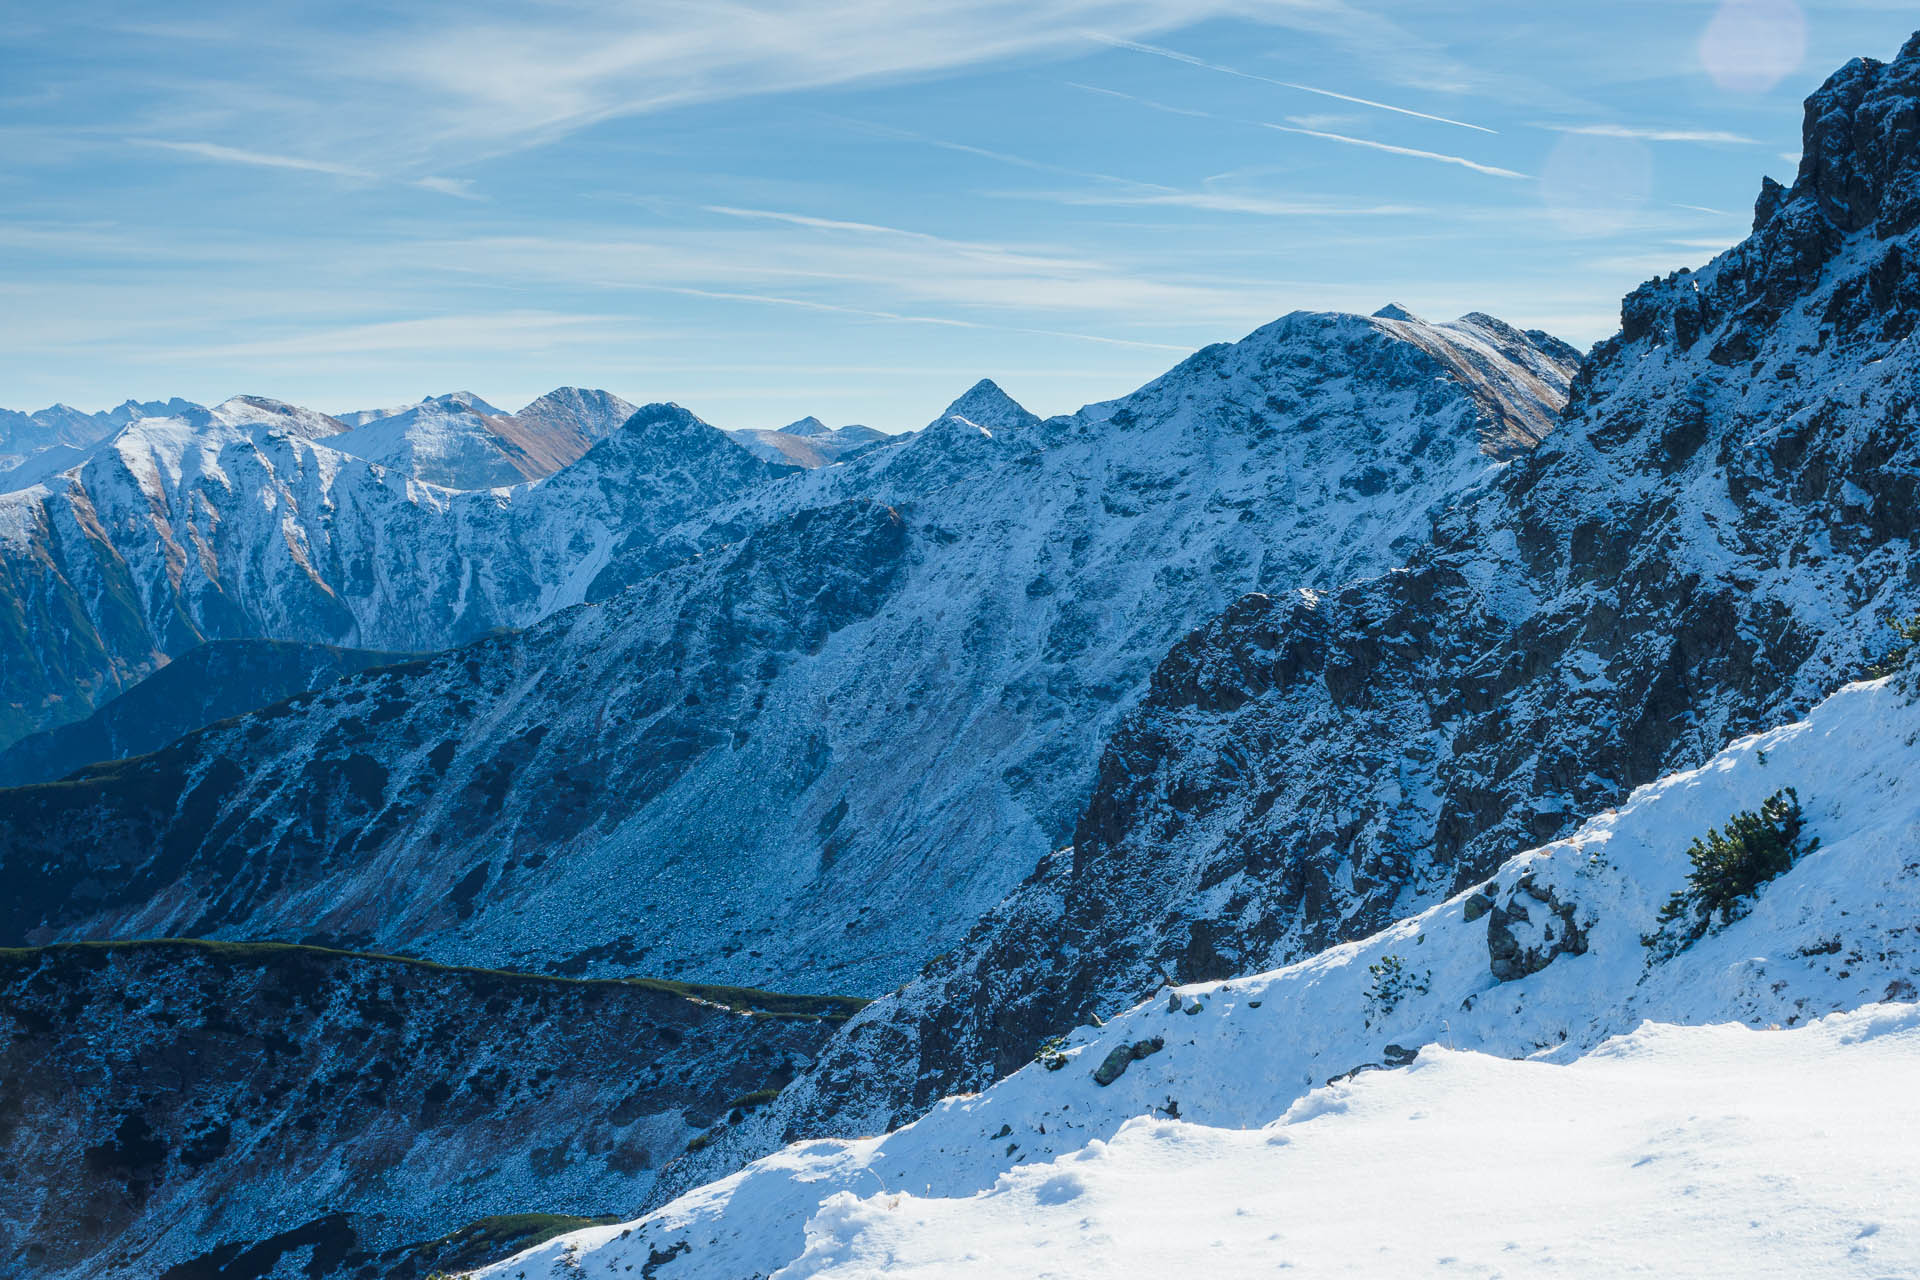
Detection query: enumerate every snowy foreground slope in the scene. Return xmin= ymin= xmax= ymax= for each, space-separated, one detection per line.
xmin=755 ymin=1010 xmax=1920 ymax=1278
xmin=485 ymin=674 xmax=1920 ymax=1278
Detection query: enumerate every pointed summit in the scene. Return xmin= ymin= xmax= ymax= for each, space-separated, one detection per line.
xmin=426 ymin=391 xmax=505 ymax=416
xmin=778 ymin=416 xmax=832 ymax=438
xmin=1371 ymin=303 xmax=1423 ymax=323
xmin=939 ymin=379 xmax=1038 ymax=434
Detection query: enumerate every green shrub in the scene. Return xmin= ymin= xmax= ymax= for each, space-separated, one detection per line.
xmin=1645 ymin=788 xmax=1816 ymax=955
xmin=1364 ymin=954 xmax=1428 ymax=1024
xmin=1032 ymin=1034 xmax=1069 ymax=1071
xmin=1868 ymin=613 xmax=1920 ymax=678
xmin=727 ymin=1087 xmax=783 ymax=1114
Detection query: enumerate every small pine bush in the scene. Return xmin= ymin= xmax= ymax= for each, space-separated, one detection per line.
xmin=1032 ymin=1034 xmax=1069 ymax=1071
xmin=1646 ymin=788 xmax=1816 ymax=954
xmin=1868 ymin=612 xmax=1920 ymax=678
xmin=1364 ymin=954 xmax=1429 ymax=1024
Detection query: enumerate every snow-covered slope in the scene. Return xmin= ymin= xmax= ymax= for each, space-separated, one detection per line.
xmin=0 ymin=315 xmax=1575 ymax=995
xmin=0 ymin=397 xmax=198 ymax=480
xmin=337 ymin=390 xmax=506 ymax=426
xmin=763 ymin=29 xmax=1920 ymax=1131
xmin=0 ymin=396 xmax=781 ymax=746
xmin=485 ymin=670 xmax=1920 ymax=1279
xmin=743 ymin=1010 xmax=1920 ymax=1278
xmin=329 ymin=389 xmax=639 ymax=488
xmin=730 ymin=418 xmax=896 ymax=468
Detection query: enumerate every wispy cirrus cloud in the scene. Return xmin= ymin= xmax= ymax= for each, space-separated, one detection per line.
xmin=404 ymin=212 xmax=1265 ymax=333
xmin=154 ymin=311 xmax=639 ymax=360
xmin=413 ymin=175 xmax=482 ymax=200
xmin=1260 ymin=122 xmax=1528 ymax=180
xmin=1555 ymin=123 xmax=1757 ymax=145
xmin=822 ymin=114 xmax=1174 ymax=191
xmin=131 ymin=138 xmax=481 ymax=198
xmin=320 ymin=1 xmax=1329 ymax=163
xmin=1091 ymin=35 xmax=1497 ymax=133
xmin=131 ymin=139 xmax=374 ymax=178
xmin=1023 ymin=189 xmax=1428 ymax=217
xmin=1069 ymin=81 xmax=1526 ymax=182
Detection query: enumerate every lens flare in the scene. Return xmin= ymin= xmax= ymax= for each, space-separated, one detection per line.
xmin=1700 ymin=0 xmax=1807 ymax=93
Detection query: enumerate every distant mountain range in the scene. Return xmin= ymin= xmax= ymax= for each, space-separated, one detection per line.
xmin=728 ymin=417 xmax=894 ymax=468
xmin=0 ymin=315 xmax=1575 ymax=1000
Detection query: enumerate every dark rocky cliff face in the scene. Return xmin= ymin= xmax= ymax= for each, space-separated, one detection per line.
xmin=0 ymin=501 xmax=909 ymax=975
xmin=698 ymin=31 xmax=1920 ymax=1162
xmin=0 ymin=941 xmax=859 ymax=1280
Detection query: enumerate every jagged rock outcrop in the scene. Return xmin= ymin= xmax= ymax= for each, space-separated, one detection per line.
xmin=0 ymin=940 xmax=858 ymax=1280
xmin=0 ymin=397 xmax=783 ymax=747
xmin=707 ymin=31 xmax=1920 ymax=1154
xmin=0 ymin=316 xmax=1574 ymax=996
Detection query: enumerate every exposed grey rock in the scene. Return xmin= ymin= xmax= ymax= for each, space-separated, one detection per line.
xmin=1092 ymin=1037 xmax=1165 ymax=1086
xmin=1486 ymin=875 xmax=1589 ymax=982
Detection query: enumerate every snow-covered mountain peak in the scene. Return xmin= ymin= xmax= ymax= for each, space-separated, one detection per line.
xmin=324 ymin=386 xmax=644 ymax=489
xmin=512 ymin=386 xmax=635 ymax=424
xmin=729 ymin=415 xmax=893 ymax=469
xmin=1370 ymin=302 xmax=1422 ymax=322
xmin=1083 ymin=306 xmax=1575 ymax=463
xmin=938 ymin=379 xmax=1039 ymax=435
xmin=429 ymin=389 xmax=503 ymax=414
xmin=207 ymin=394 xmax=348 ymax=440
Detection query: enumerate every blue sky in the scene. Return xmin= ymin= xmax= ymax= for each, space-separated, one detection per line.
xmin=3 ymin=2 xmax=1915 ymax=430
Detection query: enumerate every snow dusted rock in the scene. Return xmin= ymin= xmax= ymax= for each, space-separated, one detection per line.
xmin=336 ymin=390 xmax=507 ymax=426
xmin=0 ymin=312 xmax=1574 ymax=996
xmin=0 ymin=940 xmax=859 ymax=1280
xmin=492 ymin=671 xmax=1920 ymax=1279
xmin=938 ymin=378 xmax=1041 ymax=435
xmin=757 ymin=30 xmax=1920 ymax=1131
xmin=0 ymin=396 xmax=782 ymax=747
